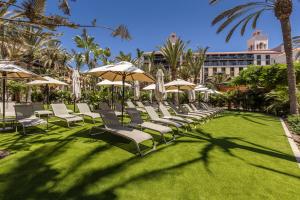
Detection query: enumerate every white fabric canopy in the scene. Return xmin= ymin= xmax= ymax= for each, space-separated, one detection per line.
xmin=164 ymin=79 xmax=195 ymax=90
xmin=143 ymin=83 xmax=155 ymax=90
xmin=195 ymin=87 xmax=209 ymax=92
xmin=165 ymin=89 xmax=184 ymax=93
xmin=27 ymin=76 xmax=68 ymax=86
xmin=97 ymin=79 xmax=131 ymax=87
xmin=0 ymin=62 xmax=44 ymax=80
xmin=87 ymin=61 xmax=155 ymax=82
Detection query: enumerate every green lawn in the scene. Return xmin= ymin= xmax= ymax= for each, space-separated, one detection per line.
xmin=0 ymin=111 xmax=299 ymax=200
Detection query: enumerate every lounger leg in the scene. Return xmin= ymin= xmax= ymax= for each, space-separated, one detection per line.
xmin=22 ymin=126 xmax=26 ymax=135
xmin=135 ymin=143 xmax=143 ymax=157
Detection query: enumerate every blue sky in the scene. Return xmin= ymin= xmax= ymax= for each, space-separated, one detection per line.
xmin=47 ymin=0 xmax=300 ymax=59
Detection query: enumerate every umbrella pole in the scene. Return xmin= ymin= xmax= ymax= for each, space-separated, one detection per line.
xmin=177 ymin=85 xmax=180 ymax=106
xmin=2 ymin=72 xmax=6 ymax=130
xmin=47 ymin=84 xmax=49 ymax=109
xmin=121 ymin=76 xmax=125 ymax=125
xmin=111 ymin=85 xmax=114 ymax=110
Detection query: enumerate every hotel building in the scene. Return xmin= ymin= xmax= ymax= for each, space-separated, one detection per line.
xmin=142 ymin=31 xmax=299 ymax=83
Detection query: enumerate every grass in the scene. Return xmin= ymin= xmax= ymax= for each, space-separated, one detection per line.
xmin=0 ymin=111 xmax=299 ymax=200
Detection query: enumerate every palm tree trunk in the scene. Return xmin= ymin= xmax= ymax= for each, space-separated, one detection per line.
xmin=280 ymin=17 xmax=299 ymax=114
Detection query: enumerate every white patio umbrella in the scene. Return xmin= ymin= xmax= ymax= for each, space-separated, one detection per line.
xmin=0 ymin=62 xmax=45 ymax=130
xmin=27 ymin=76 xmax=68 ymax=106
xmin=133 ymin=81 xmax=140 ymax=101
xmin=165 ymin=89 xmax=184 ymax=93
xmin=97 ymin=79 xmax=131 ymax=109
xmin=195 ymin=87 xmax=209 ymax=92
xmin=87 ymin=61 xmax=155 ymax=124
xmin=155 ymin=69 xmax=165 ymax=102
xmin=142 ymin=84 xmax=155 ymax=91
xmin=165 ymin=79 xmax=195 ymax=105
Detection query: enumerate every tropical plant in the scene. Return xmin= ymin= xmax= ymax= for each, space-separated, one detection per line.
xmin=206 ymin=73 xmax=231 ymax=90
xmin=7 ymin=80 xmax=26 ymax=102
xmin=185 ymin=47 xmax=209 ymax=84
xmin=209 ymin=0 xmax=299 ymax=114
xmin=115 ymin=51 xmax=133 ymax=62
xmin=160 ymin=38 xmax=186 ymax=80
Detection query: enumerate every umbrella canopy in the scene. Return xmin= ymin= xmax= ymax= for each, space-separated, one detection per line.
xmin=195 ymin=87 xmax=209 ymax=92
xmin=87 ymin=61 xmax=155 ymax=124
xmin=165 ymin=89 xmax=184 ymax=93
xmin=195 ymin=84 xmax=206 ymax=90
xmin=27 ymin=76 xmax=68 ymax=86
xmin=155 ymin=69 xmax=165 ymax=102
xmin=88 ymin=61 xmax=155 ymax=82
xmin=165 ymin=79 xmax=195 ymax=90
xmin=97 ymin=79 xmax=131 ymax=87
xmin=0 ymin=63 xmax=44 ymax=80
xmin=142 ymin=83 xmax=155 ymax=90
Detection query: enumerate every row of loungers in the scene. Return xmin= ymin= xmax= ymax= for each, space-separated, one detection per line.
xmin=3 ymin=100 xmax=222 ymax=156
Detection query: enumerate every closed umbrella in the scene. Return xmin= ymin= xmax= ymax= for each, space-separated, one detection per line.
xmin=133 ymin=81 xmax=140 ymax=101
xmin=97 ymin=79 xmax=131 ymax=109
xmin=155 ymin=69 xmax=165 ymax=102
xmin=188 ymin=90 xmax=196 ymax=103
xmin=72 ymin=69 xmax=81 ymax=111
xmin=27 ymin=76 xmax=68 ymax=107
xmin=0 ymin=62 xmax=44 ymax=131
xmin=142 ymin=84 xmax=155 ymax=91
xmin=87 ymin=61 xmax=155 ymax=124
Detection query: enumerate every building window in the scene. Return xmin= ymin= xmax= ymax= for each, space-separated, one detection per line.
xmin=257 ymin=60 xmax=261 ymax=65
xmin=230 ymin=68 xmax=234 ymax=76
xmin=213 ymin=68 xmax=217 ymax=74
xmin=266 ymin=60 xmax=270 ymax=65
xmin=239 ymin=67 xmax=244 ymax=72
xmin=257 ymin=55 xmax=261 ymax=59
xmin=266 ymin=55 xmax=270 ymax=59
xmin=221 ymin=68 xmax=225 ymax=74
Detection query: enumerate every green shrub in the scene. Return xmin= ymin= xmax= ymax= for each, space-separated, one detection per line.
xmin=287 ymin=115 xmax=300 ymax=135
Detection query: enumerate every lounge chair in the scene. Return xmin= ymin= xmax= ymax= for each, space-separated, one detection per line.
xmin=14 ymin=104 xmax=47 ymax=134
xmin=167 ymin=102 xmax=203 ymax=121
xmin=126 ymin=100 xmax=146 ymax=112
xmin=189 ymin=103 xmax=217 ymax=115
xmin=126 ymin=108 xmax=175 ymax=143
xmin=92 ymin=108 xmax=155 ymax=156
xmin=32 ymin=102 xmax=53 ymax=118
xmin=159 ymin=103 xmax=194 ymax=127
xmin=76 ymin=103 xmax=100 ymax=123
xmin=144 ymin=105 xmax=183 ymax=131
xmin=183 ymin=104 xmax=212 ymax=117
xmin=51 ymin=103 xmax=84 ymax=127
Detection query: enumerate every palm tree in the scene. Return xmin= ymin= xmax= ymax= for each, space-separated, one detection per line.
xmin=0 ymin=0 xmax=131 ymax=39
xmin=185 ymin=47 xmax=209 ymax=84
xmin=160 ymin=38 xmax=186 ymax=80
xmin=135 ymin=48 xmax=144 ymax=68
xmin=115 ymin=51 xmax=133 ymax=62
xmin=206 ymin=73 xmax=231 ymax=90
xmin=209 ymin=0 xmax=299 ymax=114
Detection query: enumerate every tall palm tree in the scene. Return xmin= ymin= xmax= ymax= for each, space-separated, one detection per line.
xmin=185 ymin=47 xmax=209 ymax=84
xmin=135 ymin=48 xmax=144 ymax=68
xmin=209 ymin=0 xmax=299 ymax=114
xmin=160 ymin=38 xmax=186 ymax=80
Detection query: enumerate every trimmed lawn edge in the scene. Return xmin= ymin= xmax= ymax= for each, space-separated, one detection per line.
xmin=280 ymin=118 xmax=300 ymax=168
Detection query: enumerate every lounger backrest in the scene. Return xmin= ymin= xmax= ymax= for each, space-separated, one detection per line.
xmin=200 ymin=102 xmax=209 ymax=109
xmin=126 ymin=100 xmax=136 ymax=108
xmin=77 ymin=103 xmax=91 ymax=113
xmin=99 ymin=102 xmax=111 ymax=110
xmin=32 ymin=102 xmax=44 ymax=111
xmin=51 ymin=104 xmax=68 ymax=116
xmin=136 ymin=101 xmax=144 ymax=108
xmin=168 ymin=102 xmax=180 ymax=114
xmin=190 ymin=104 xmax=198 ymax=111
xmin=126 ymin=108 xmax=144 ymax=124
xmin=183 ymin=104 xmax=194 ymax=112
xmin=159 ymin=103 xmax=171 ymax=117
xmin=115 ymin=102 xmax=122 ymax=112
xmin=144 ymin=106 xmax=160 ymax=120
xmin=98 ymin=109 xmax=122 ymax=129
xmin=14 ymin=104 xmax=34 ymax=120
